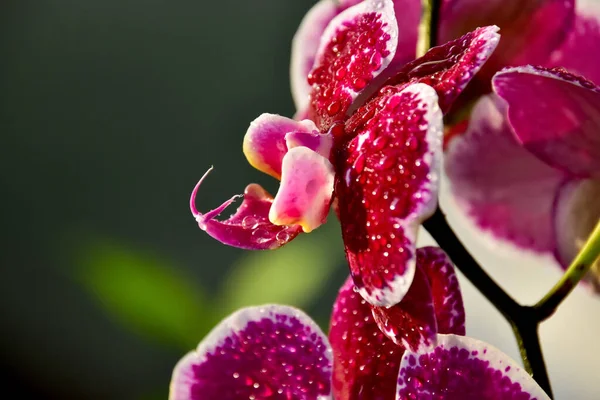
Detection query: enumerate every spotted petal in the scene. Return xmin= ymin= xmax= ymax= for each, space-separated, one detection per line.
xmin=170 ymin=305 xmax=333 ymax=400
xmin=493 ymin=66 xmax=600 ymax=178
xmin=373 ymin=25 xmax=499 ymax=115
xmin=417 ymin=247 xmax=466 ymax=335
xmin=290 ymin=0 xmax=362 ymax=115
xmin=445 ymin=95 xmax=566 ymax=253
xmin=335 ymin=83 xmax=443 ymax=307
xmin=397 ymin=334 xmax=551 ymax=400
xmin=329 ymin=277 xmax=404 ymax=400
xmin=269 ymin=147 xmax=335 ymax=233
xmin=439 ymin=0 xmax=574 ymax=81
xmin=243 ymin=113 xmax=318 ymax=179
xmin=307 ymin=0 xmax=399 ymax=131
xmin=190 ymin=168 xmax=302 ymax=250
xmin=371 ymin=264 xmax=437 ymax=351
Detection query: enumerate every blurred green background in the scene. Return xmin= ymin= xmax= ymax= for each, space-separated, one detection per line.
xmin=0 ymin=1 xmax=350 ymax=398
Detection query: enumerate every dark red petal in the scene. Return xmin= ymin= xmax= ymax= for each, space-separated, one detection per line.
xmin=190 ymin=168 xmax=302 ymax=250
xmin=374 ymin=25 xmax=499 ymax=115
xmin=307 ymin=0 xmax=398 ymax=131
xmin=371 ymin=265 xmax=437 ymax=351
xmin=336 ymin=83 xmax=443 ymax=307
xmin=171 ymin=305 xmax=333 ymax=400
xmin=329 ymin=277 xmax=403 ymax=400
xmin=418 ymin=247 xmax=466 ymax=335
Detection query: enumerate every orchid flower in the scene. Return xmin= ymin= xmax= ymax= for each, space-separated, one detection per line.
xmin=190 ymin=0 xmax=500 ymax=307
xmin=443 ymin=0 xmax=600 ymax=291
xmin=446 ymin=66 xmax=600 ymax=292
xmin=170 ymin=248 xmax=550 ymax=400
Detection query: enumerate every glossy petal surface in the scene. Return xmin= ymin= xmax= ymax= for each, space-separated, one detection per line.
xmin=270 ymin=147 xmax=335 ymax=233
xmin=329 ymin=277 xmax=403 ymax=400
xmin=170 ymin=305 xmax=333 ymax=400
xmin=307 ymin=0 xmax=398 ymax=131
xmin=418 ymin=247 xmax=466 ymax=335
xmin=290 ymin=0 xmax=361 ymax=114
xmin=553 ymin=178 xmax=600 ymax=292
xmin=376 ymin=26 xmax=499 ymax=114
xmin=371 ymin=265 xmax=437 ymax=351
xmin=190 ymin=169 xmax=302 ymax=250
xmin=243 ymin=114 xmax=317 ymax=179
xmin=397 ymin=334 xmax=551 ymax=400
xmin=336 ymin=83 xmax=443 ymax=306
xmin=445 ymin=95 xmax=565 ymax=252
xmin=439 ymin=0 xmax=574 ymax=80
xmin=494 ymin=66 xmax=600 ymax=178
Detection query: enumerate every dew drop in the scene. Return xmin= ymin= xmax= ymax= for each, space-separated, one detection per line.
xmin=242 ymin=216 xmax=259 ymax=229
xmin=276 ymin=230 xmax=290 ymax=243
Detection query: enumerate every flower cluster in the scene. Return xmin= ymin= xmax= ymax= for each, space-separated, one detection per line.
xmin=172 ymin=0 xmax=600 ymax=398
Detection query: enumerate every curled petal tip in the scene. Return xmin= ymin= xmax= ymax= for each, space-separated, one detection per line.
xmin=190 ymin=166 xmax=214 ymax=217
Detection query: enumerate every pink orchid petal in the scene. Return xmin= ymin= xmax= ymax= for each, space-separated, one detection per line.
xmin=335 ymin=83 xmax=443 ymax=307
xmin=285 ymin=130 xmax=333 ymax=159
xmin=418 ymin=247 xmax=466 ymax=335
xmin=329 ymin=277 xmax=403 ymax=400
xmin=439 ymin=0 xmax=574 ymax=81
xmin=190 ymin=168 xmax=302 ymax=250
xmin=243 ymin=114 xmax=317 ymax=179
xmin=269 ymin=147 xmax=335 ymax=233
xmin=549 ymin=2 xmax=600 ymax=85
xmin=397 ymin=334 xmax=551 ymax=400
xmin=170 ymin=305 xmax=333 ymax=400
xmin=307 ymin=0 xmax=398 ymax=131
xmin=372 ymin=25 xmax=499 ymax=114
xmin=290 ymin=0 xmax=362 ymax=114
xmin=445 ymin=95 xmax=566 ymax=253
xmin=553 ymin=178 xmax=600 ymax=292
xmin=493 ymin=66 xmax=600 ymax=178
xmin=371 ymin=264 xmax=437 ymax=351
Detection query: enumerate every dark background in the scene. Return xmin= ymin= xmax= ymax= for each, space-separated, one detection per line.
xmin=1 ymin=1 xmax=352 ymax=398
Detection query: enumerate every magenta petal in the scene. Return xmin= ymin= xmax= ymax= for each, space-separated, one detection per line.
xmin=445 ymin=95 xmax=566 ymax=252
xmin=553 ymin=179 xmax=600 ymax=292
xmin=550 ymin=6 xmax=600 ymax=85
xmin=329 ymin=277 xmax=403 ymax=400
xmin=307 ymin=0 xmax=398 ymax=131
xmin=377 ymin=25 xmax=499 ymax=114
xmin=417 ymin=247 xmax=466 ymax=335
xmin=170 ymin=305 xmax=333 ymax=400
xmin=397 ymin=334 xmax=551 ymax=400
xmin=190 ymin=168 xmax=302 ymax=250
xmin=243 ymin=113 xmax=318 ymax=179
xmin=336 ymin=83 xmax=443 ymax=307
xmin=439 ymin=0 xmax=574 ymax=74
xmin=371 ymin=265 xmax=437 ymax=351
xmin=290 ymin=0 xmax=362 ymax=114
xmin=285 ymin=130 xmax=333 ymax=159
xmin=493 ymin=66 xmax=600 ymax=178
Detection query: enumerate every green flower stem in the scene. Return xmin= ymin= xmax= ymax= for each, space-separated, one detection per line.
xmin=424 ymin=208 xmax=554 ymax=398
xmin=535 ymin=220 xmax=600 ymax=320
xmin=416 ymin=0 xmax=442 ymax=57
